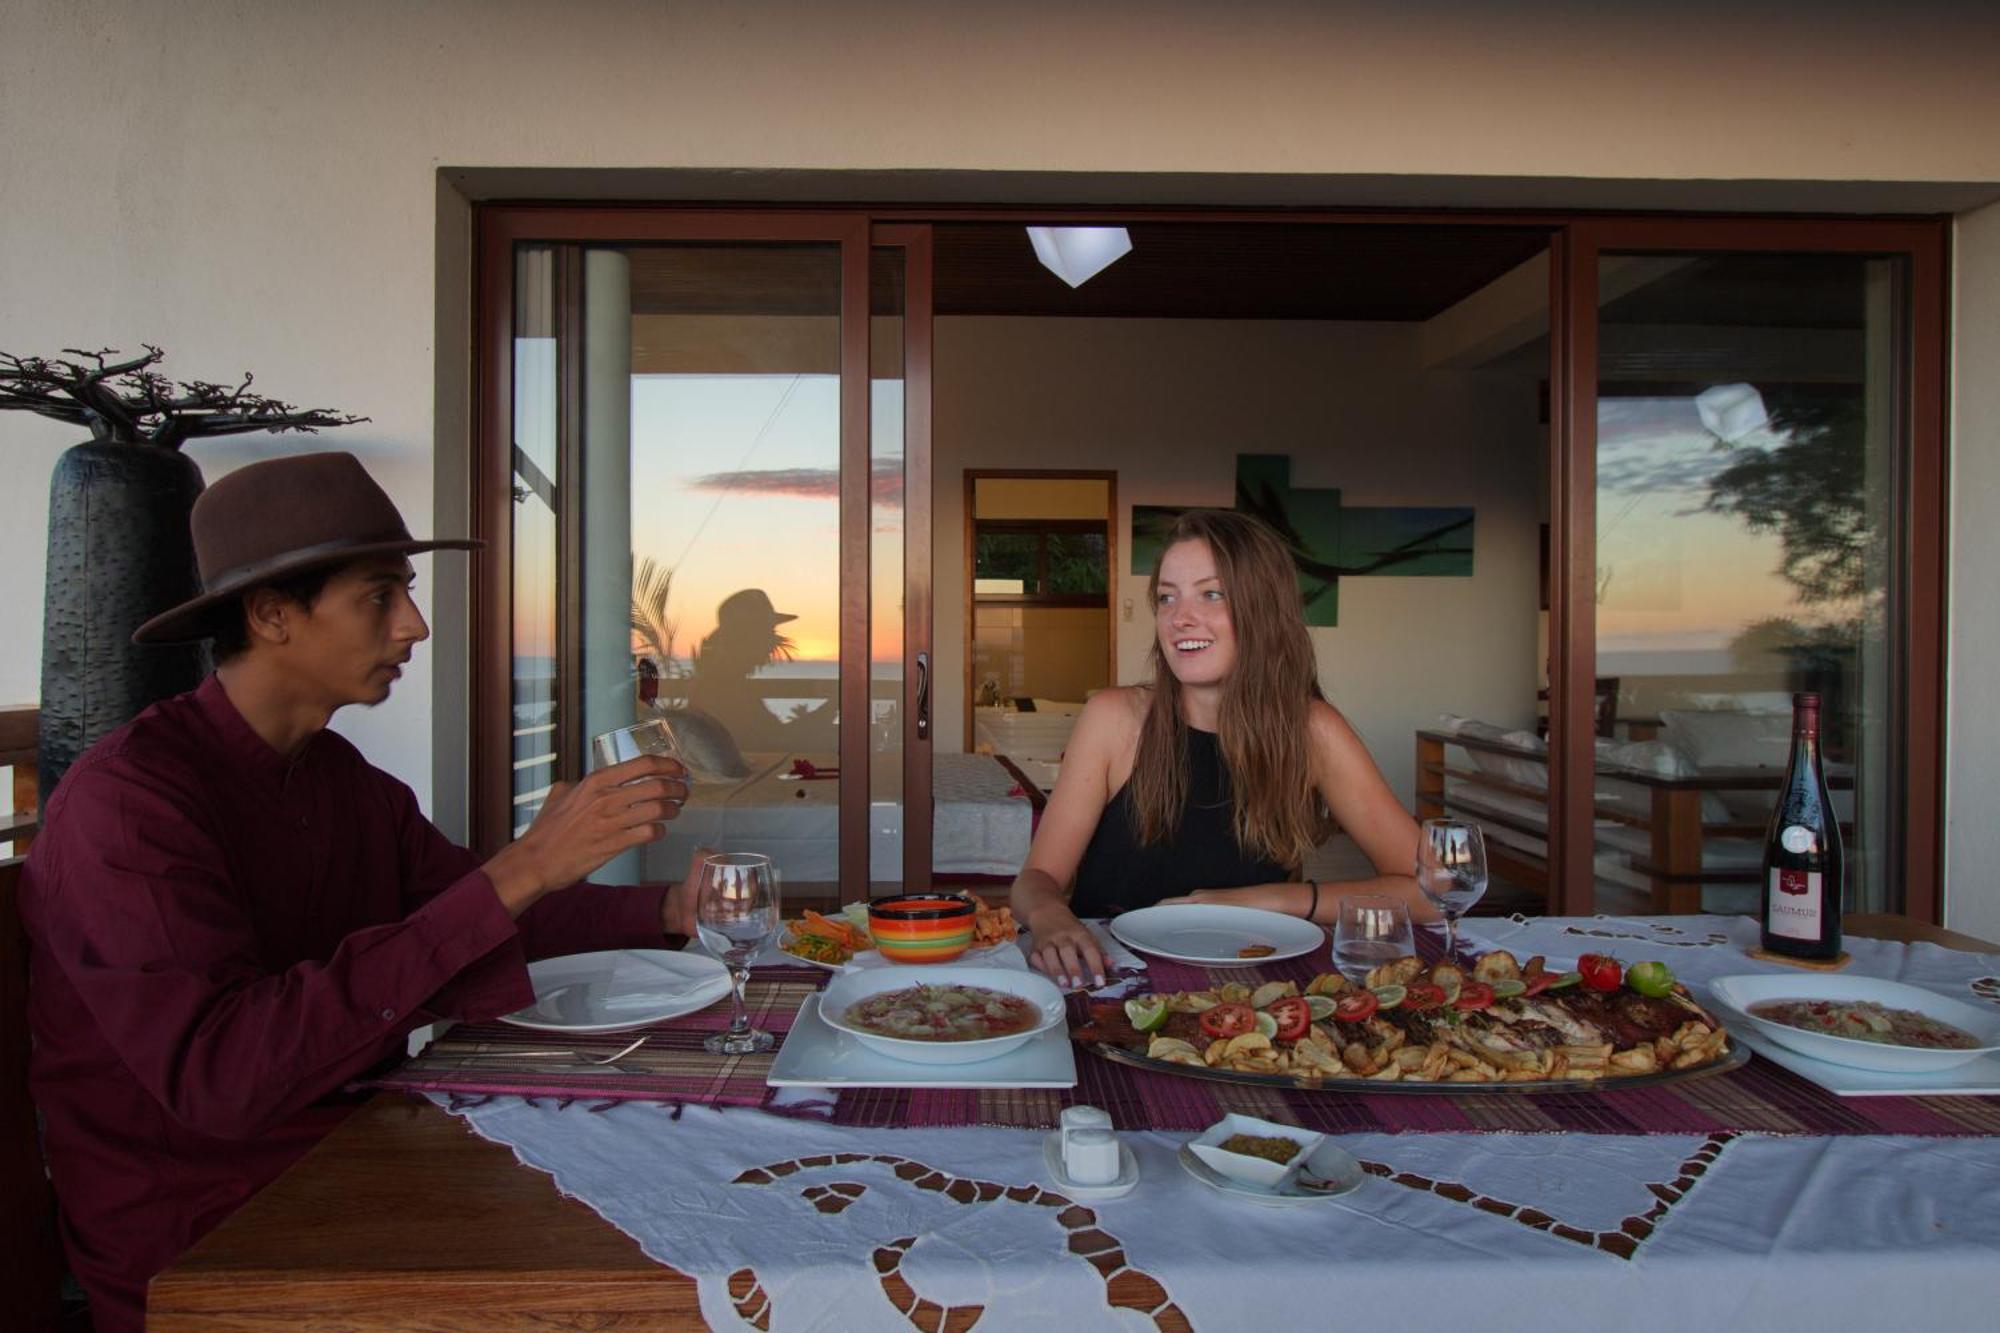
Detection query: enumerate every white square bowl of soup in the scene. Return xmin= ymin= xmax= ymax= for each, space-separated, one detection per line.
xmin=1187 ymin=1113 xmax=1325 ymax=1190
xmin=1709 ymin=974 xmax=2000 ymax=1074
xmin=820 ymin=966 xmax=1068 ymax=1065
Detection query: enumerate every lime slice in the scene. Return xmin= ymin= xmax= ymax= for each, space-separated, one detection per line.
xmin=1124 ymin=996 xmax=1170 ymax=1033
xmin=1370 ymin=983 xmax=1407 ymax=1010
xmin=1434 ymin=970 xmax=1463 ymax=1005
xmin=1305 ymin=994 xmax=1340 ymax=1021
xmin=1490 ymin=978 xmax=1527 ymax=999
xmin=1254 ymin=1010 xmax=1280 ymax=1039
xmin=1548 ymin=971 xmax=1583 ymax=990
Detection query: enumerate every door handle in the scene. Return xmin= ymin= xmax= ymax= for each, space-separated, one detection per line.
xmin=914 ymin=651 xmax=930 ymax=740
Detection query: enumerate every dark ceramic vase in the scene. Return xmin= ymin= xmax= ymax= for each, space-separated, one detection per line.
xmin=37 ymin=440 xmax=206 ymax=800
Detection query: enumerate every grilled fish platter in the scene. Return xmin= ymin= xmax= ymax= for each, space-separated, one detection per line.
xmin=1073 ymin=950 xmax=1732 ymax=1087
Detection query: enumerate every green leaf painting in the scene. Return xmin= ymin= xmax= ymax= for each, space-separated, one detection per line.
xmin=1132 ymin=454 xmax=1473 ymax=626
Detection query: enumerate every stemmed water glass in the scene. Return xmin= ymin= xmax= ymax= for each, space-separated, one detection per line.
xmin=695 ymin=852 xmax=779 ymax=1055
xmin=1415 ymin=818 xmax=1488 ymax=961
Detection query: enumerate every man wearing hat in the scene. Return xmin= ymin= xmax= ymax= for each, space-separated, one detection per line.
xmin=20 ymin=452 xmax=697 ymax=1331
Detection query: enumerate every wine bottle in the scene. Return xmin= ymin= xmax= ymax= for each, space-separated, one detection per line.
xmin=1760 ymin=692 xmax=1844 ymax=960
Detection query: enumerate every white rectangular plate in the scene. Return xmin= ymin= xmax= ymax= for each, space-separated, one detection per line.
xmin=767 ymin=996 xmax=1078 ymax=1089
xmin=1729 ymin=1021 xmax=2000 ymax=1097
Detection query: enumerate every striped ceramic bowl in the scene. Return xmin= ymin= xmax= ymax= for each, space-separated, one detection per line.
xmin=867 ymin=893 xmax=979 ymax=964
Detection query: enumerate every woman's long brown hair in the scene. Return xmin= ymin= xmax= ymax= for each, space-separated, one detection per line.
xmin=1126 ymin=509 xmax=1331 ymax=870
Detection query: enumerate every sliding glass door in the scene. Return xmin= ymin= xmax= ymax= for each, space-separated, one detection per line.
xmin=475 ymin=212 xmax=932 ymax=901
xmin=1551 ymin=220 xmax=1944 ymax=918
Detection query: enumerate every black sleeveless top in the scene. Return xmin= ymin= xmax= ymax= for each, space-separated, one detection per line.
xmin=1069 ymin=727 xmax=1294 ymax=917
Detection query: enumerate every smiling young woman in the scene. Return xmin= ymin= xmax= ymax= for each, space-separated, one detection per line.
xmin=1008 ymin=509 xmax=1428 ymax=988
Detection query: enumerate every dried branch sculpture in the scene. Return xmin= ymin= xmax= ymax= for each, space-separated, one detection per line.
xmin=0 ymin=345 xmax=365 ymax=448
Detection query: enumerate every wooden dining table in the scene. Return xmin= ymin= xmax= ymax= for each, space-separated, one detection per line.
xmin=146 ymin=913 xmax=2000 ymax=1330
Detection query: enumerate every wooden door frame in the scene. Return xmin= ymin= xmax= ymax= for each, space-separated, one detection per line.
xmin=961 ymin=470 xmax=1120 ymax=750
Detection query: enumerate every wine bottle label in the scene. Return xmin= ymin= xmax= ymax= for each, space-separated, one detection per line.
xmin=1768 ymin=867 xmax=1823 ymax=941
xmin=1780 ymin=825 xmax=1814 ymax=854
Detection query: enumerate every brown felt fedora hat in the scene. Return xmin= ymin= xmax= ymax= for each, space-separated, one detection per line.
xmin=132 ymin=452 xmax=482 ymax=645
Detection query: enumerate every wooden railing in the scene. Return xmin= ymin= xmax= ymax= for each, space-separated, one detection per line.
xmin=1 ymin=706 xmax=36 ymax=856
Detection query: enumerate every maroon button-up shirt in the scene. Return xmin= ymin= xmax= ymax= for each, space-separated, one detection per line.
xmin=21 ymin=677 xmax=671 ymax=1330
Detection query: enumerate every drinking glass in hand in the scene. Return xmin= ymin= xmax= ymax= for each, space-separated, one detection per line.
xmin=591 ymin=718 xmax=685 ymax=813
xmin=1416 ymin=818 xmax=1488 ymax=961
xmin=1333 ymin=894 xmax=1416 ymax=983
xmin=694 ymin=852 xmax=778 ymax=1055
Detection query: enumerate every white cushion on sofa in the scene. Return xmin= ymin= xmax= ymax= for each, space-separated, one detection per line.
xmin=1659 ymin=708 xmax=1791 ymax=770
xmin=1594 ymin=737 xmax=1731 ymax=825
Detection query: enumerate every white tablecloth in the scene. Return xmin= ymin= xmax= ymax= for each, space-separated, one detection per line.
xmin=441 ymin=916 xmax=2000 ymax=1331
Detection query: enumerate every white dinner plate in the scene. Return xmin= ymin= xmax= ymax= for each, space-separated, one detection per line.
xmin=1707 ymin=973 xmax=2000 ymax=1073
xmin=499 ymin=949 xmax=731 ymax=1033
xmin=1176 ymin=1140 xmax=1364 ymax=1207
xmin=1108 ymin=904 xmax=1324 ymax=966
xmin=766 ymin=995 xmax=1078 ymax=1089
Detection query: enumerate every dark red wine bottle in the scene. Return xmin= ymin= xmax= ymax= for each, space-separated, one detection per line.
xmin=1760 ymin=693 xmax=1844 ymax=959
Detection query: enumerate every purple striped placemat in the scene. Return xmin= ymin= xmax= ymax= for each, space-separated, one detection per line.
xmin=366 ymin=948 xmax=2000 ymax=1137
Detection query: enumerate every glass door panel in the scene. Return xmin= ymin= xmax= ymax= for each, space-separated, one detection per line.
xmin=598 ymin=243 xmax=845 ymax=894
xmin=1590 ymin=253 xmax=1899 ymax=914
xmin=870 ymin=245 xmax=908 ymax=892
xmin=508 ymin=246 xmax=560 ymax=837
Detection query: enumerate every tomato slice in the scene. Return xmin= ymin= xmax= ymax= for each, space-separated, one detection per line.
xmin=1521 ymin=971 xmax=1559 ymax=998
xmin=1401 ymin=981 xmax=1448 ymax=1012
xmin=1198 ymin=1002 xmax=1258 ymax=1039
xmin=1578 ymin=953 xmax=1623 ymax=993
xmin=1453 ymin=981 xmax=1496 ymax=1012
xmin=1332 ymin=990 xmax=1379 ymax=1024
xmin=1266 ymin=996 xmax=1313 ymax=1041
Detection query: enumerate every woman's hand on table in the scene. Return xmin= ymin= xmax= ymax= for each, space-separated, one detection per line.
xmin=1026 ymin=913 xmax=1108 ymax=990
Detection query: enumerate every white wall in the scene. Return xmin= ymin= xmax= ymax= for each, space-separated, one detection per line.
xmin=3 ymin=0 xmax=1996 ymax=899
xmin=934 ymin=317 xmax=1543 ymax=808
xmin=1947 ymin=201 xmax=2000 ymax=939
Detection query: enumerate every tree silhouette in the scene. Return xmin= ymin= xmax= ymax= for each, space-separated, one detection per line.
xmin=1702 ymin=388 xmax=1875 ymax=608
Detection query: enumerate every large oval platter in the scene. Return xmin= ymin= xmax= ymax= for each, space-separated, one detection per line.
xmin=1087 ymin=1036 xmax=1747 ymax=1095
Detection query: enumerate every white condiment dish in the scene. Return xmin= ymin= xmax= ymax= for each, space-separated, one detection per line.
xmin=1186 ymin=1112 xmax=1325 ymax=1190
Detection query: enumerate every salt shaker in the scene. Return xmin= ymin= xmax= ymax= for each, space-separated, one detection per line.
xmin=1059 ymin=1104 xmax=1119 ymax=1185
xmin=1063 ymin=1128 xmax=1121 ymax=1185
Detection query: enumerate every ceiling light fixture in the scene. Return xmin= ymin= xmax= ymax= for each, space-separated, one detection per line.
xmin=1026 ymin=226 xmax=1133 ymax=288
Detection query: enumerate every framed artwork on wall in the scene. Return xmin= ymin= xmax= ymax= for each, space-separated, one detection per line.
xmin=1132 ymin=454 xmax=1474 ymax=626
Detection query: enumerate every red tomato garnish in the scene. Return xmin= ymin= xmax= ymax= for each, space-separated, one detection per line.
xmin=1578 ymin=953 xmax=1623 ymax=993
xmin=1454 ymin=981 xmax=1496 ymax=1011
xmin=1199 ymin=1002 xmax=1257 ymax=1039
xmin=1522 ymin=971 xmax=1559 ymax=997
xmin=1332 ymin=991 xmax=1379 ymax=1024
xmin=1401 ymin=981 xmax=1448 ymax=1012
xmin=1266 ymin=996 xmax=1313 ymax=1041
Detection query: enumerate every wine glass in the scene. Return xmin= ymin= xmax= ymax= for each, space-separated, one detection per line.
xmin=695 ymin=853 xmax=779 ymax=1055
xmin=1332 ymin=894 xmax=1416 ymax=983
xmin=1416 ymin=818 xmax=1488 ymax=961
